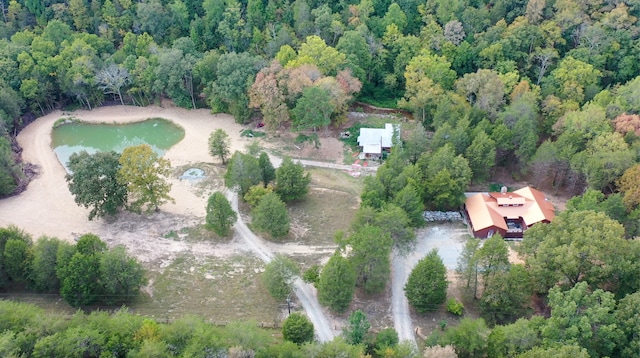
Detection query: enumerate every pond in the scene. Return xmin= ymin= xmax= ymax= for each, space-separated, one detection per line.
xmin=52 ymin=118 xmax=185 ymax=169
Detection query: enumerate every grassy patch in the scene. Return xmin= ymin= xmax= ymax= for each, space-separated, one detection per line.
xmin=287 ymin=168 xmax=362 ymax=245
xmin=138 ymin=253 xmax=282 ymax=323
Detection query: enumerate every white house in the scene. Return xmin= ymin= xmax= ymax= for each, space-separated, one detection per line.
xmin=357 ymin=123 xmax=399 ymax=159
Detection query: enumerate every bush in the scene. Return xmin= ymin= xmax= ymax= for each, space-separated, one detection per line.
xmin=447 ymin=298 xmax=464 ymax=316
xmin=243 ymin=184 xmax=274 ymax=208
xmin=302 ymin=265 xmax=320 ymax=287
xmin=282 ymin=313 xmax=314 ymax=344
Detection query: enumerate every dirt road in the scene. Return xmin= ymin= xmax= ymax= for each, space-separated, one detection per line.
xmin=227 ymin=191 xmax=336 ymax=342
xmin=391 ymin=224 xmax=469 ymax=344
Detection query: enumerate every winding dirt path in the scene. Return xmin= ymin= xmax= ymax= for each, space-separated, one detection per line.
xmin=227 ymin=190 xmax=336 ymax=342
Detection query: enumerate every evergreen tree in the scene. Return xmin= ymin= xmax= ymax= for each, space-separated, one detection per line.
xmin=275 ymin=157 xmax=311 ymax=202
xmin=404 ymin=249 xmax=448 ymax=313
xmin=318 ymin=251 xmax=356 ymax=313
xmin=205 ymin=192 xmax=237 ymax=236
xmin=251 ymin=192 xmax=290 ymax=238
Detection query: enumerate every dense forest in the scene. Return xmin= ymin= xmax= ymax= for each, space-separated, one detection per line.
xmin=1 ymin=0 xmax=640 ymax=199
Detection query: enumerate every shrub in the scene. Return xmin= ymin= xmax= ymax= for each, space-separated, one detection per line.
xmin=447 ymin=298 xmax=464 ymax=316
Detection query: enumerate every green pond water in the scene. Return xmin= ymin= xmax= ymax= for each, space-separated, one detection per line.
xmin=52 ymin=117 xmax=185 ymax=169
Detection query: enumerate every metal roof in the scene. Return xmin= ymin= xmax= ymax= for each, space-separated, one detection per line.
xmin=465 ymin=186 xmax=555 ymax=232
xmin=357 ymin=123 xmax=396 ymax=153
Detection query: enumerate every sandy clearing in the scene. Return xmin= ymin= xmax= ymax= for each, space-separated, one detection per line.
xmin=0 ymin=105 xmax=253 ymax=242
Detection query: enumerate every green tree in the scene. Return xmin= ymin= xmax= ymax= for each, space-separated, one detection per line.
xmin=404 ymin=249 xmax=448 ymax=313
xmin=616 ymin=291 xmax=640 ymax=357
xmin=99 ymin=245 xmax=147 ymax=305
xmin=282 ymin=313 xmax=314 ymax=344
xmin=476 ymin=234 xmax=510 ymax=295
xmin=205 ymin=192 xmax=237 ymax=236
xmin=258 ymin=152 xmax=275 ymax=187
xmin=574 ymin=132 xmax=635 ymax=192
xmin=0 ymin=136 xmax=22 ymax=197
xmin=442 ymin=318 xmax=489 ymax=358
xmin=519 ymin=210 xmax=628 ymax=293
xmin=291 ymin=86 xmax=335 ymax=133
xmin=66 ymin=151 xmax=128 ymax=220
xmin=549 ymin=56 xmax=602 ymax=104
xmin=456 ymin=238 xmax=481 ymax=298
xmin=58 ymin=251 xmax=101 ymax=307
xmin=465 ymin=131 xmax=496 ymax=182
xmin=225 ymin=151 xmax=261 ymax=196
xmin=243 ymin=184 xmax=274 ymax=208
xmin=0 ymin=226 xmax=31 ymax=288
xmin=318 ymin=251 xmax=356 ymax=312
xmin=208 ymin=129 xmax=231 ymax=165
xmin=419 ymin=144 xmax=472 ymax=210
xmin=30 ymin=237 xmax=61 ymax=292
xmin=542 ymin=282 xmax=622 ymax=357
xmin=262 ymin=254 xmax=299 ymax=300
xmin=209 ymin=52 xmax=263 ymax=123
xmin=375 ymin=204 xmax=416 ymax=256
xmin=487 ymin=317 xmax=544 ymax=358
xmin=343 ymin=310 xmax=370 ymax=345
xmin=3 ymin=238 xmax=31 ymax=283
xmin=252 ymin=192 xmax=290 ymax=238
xmin=392 ymin=184 xmax=424 ymax=227
xmin=275 ymin=157 xmax=311 ymax=202
xmin=117 ymin=145 xmax=173 ymax=214
xmin=349 ymin=225 xmax=393 ymax=294
xmin=289 ymin=35 xmax=346 ymax=76
xmin=516 ymin=345 xmax=589 ymax=358
xmin=480 ymin=264 xmax=532 ymax=325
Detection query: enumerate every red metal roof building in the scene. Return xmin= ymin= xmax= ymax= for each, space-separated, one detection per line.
xmin=464 ymin=186 xmax=555 ymax=239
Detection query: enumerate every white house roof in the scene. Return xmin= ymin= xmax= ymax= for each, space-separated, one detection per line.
xmin=357 ymin=124 xmax=397 ymax=153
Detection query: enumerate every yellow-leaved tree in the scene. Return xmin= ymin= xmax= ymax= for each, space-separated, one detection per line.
xmin=117 ymin=144 xmax=174 ymax=214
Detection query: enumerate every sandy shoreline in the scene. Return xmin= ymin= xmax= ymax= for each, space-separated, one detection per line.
xmin=0 ymin=105 xmax=252 ymax=242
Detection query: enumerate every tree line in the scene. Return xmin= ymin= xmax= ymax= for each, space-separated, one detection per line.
xmin=0 ymin=225 xmax=146 ymax=308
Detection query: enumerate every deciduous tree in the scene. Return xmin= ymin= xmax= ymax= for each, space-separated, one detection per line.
xmin=208 ymin=128 xmax=231 ymax=165
xmin=117 ymin=145 xmax=173 ymax=214
xmin=99 ymin=245 xmax=147 ymax=305
xmin=343 ymin=310 xmax=370 ymax=345
xmin=66 ymin=151 xmax=128 ymax=220
xmin=30 ymin=236 xmax=61 ymax=292
xmin=262 ymin=254 xmax=299 ymax=300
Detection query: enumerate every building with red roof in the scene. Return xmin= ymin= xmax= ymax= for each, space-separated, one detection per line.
xmin=464 ymin=186 xmax=555 ymax=239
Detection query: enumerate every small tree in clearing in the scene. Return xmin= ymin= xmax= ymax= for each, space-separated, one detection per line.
xmin=275 ymin=157 xmax=311 ymax=202
xmin=208 ymin=129 xmax=231 ymax=165
xmin=252 ymin=192 xmax=290 ymax=238
xmin=262 ymin=254 xmax=299 ymax=300
xmin=405 ymin=249 xmax=448 ymax=313
xmin=282 ymin=313 xmax=315 ymax=344
xmin=206 ymin=192 xmax=237 ymax=236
